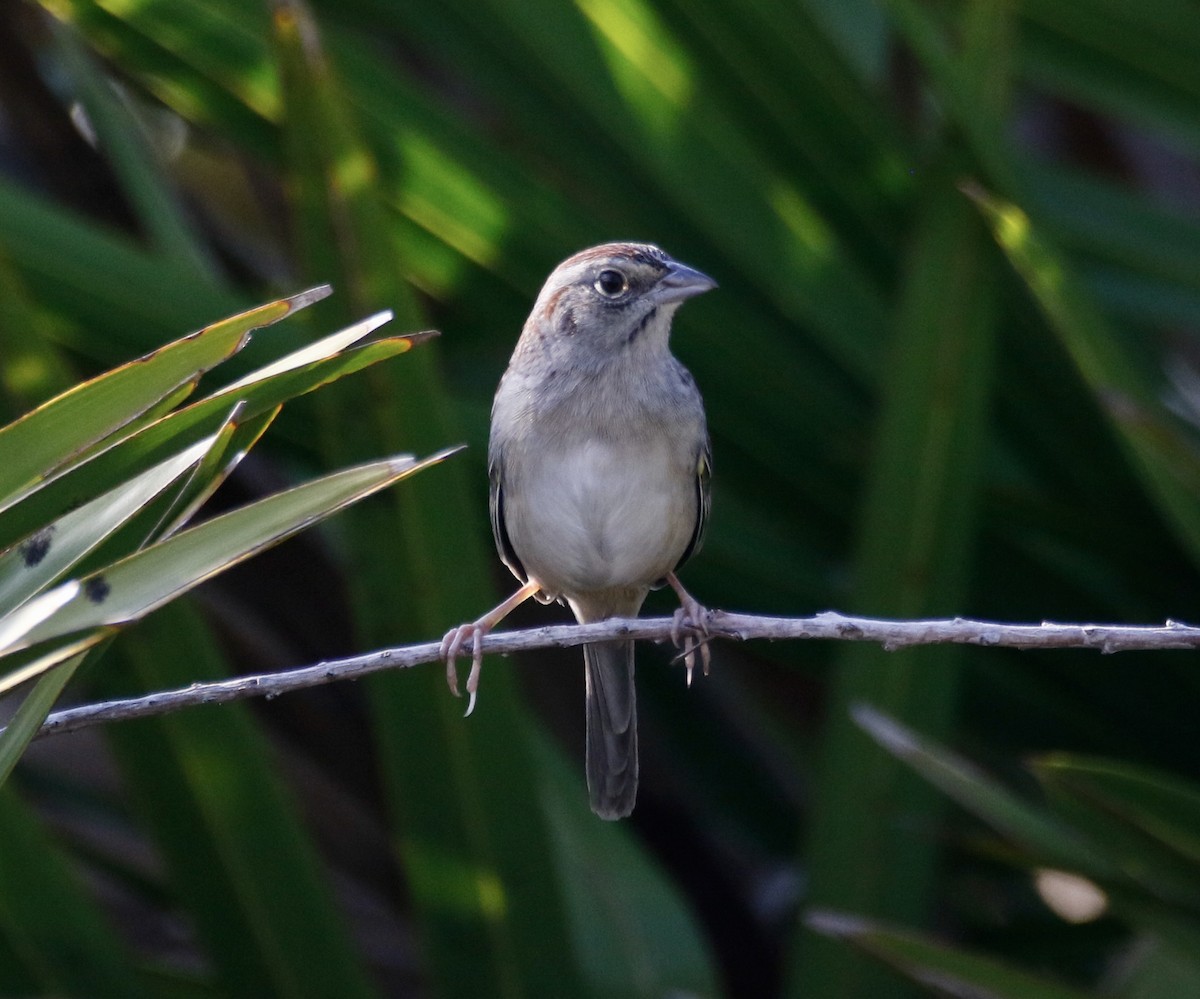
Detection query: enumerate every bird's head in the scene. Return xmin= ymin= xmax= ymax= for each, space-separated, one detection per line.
xmin=524 ymin=242 xmax=715 ymax=356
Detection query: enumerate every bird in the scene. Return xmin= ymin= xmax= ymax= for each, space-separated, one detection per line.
xmin=442 ymin=241 xmax=714 ymax=819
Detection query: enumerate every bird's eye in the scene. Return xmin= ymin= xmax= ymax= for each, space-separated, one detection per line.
xmin=594 ymin=269 xmax=629 ymax=298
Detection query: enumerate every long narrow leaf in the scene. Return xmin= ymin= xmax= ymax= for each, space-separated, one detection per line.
xmin=0 ymin=256 xmax=76 ymax=415
xmin=50 ymin=19 xmax=217 ymax=275
xmin=0 ymin=174 xmax=247 ymax=357
xmin=532 ymin=727 xmax=719 ymax=996
xmin=0 ymin=328 xmax=424 ymax=554
xmin=0 ymin=583 xmax=81 ymax=657
xmin=0 ymin=286 xmax=328 ymax=506
xmin=1033 ymin=755 xmax=1200 ymax=906
xmin=0 ymin=782 xmax=149 ymax=997
xmin=5 ymin=448 xmax=457 ymax=666
xmin=107 ymin=603 xmax=378 ymax=998
xmin=272 ymin=6 xmax=588 ymax=995
xmin=793 ymin=156 xmax=1001 ymax=998
xmin=854 ymin=705 xmax=1122 ymax=880
xmin=969 ymin=186 xmax=1200 ymax=571
xmin=0 ymin=434 xmax=218 ymax=615
xmin=806 ymin=911 xmax=1097 ymax=999
xmin=0 ymin=644 xmax=95 ymax=787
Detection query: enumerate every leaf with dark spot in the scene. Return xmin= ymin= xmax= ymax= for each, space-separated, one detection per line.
xmin=19 ymin=527 xmax=55 ymax=567
xmin=84 ymin=576 xmax=111 ymax=604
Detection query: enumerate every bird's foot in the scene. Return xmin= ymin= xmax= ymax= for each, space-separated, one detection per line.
xmin=441 ymin=580 xmax=542 ymax=717
xmin=440 ymin=621 xmax=488 ymax=717
xmin=666 ymin=572 xmax=712 ymax=687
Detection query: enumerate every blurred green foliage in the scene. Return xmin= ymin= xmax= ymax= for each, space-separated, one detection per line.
xmin=1 ymin=0 xmax=1200 ymax=995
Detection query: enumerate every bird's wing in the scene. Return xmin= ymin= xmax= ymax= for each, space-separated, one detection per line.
xmin=489 ymin=452 xmax=528 ymax=584
xmin=675 ymin=434 xmax=711 ymax=570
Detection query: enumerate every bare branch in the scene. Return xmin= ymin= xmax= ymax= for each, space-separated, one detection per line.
xmin=24 ymin=610 xmax=1200 ymax=741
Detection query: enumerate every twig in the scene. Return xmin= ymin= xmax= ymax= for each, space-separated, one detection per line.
xmin=24 ymin=610 xmax=1200 ymax=741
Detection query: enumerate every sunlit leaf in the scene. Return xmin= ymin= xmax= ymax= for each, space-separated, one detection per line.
xmin=0 ymin=327 xmax=425 ymax=554
xmin=0 ymin=434 xmax=218 ymax=615
xmin=0 ymin=286 xmax=328 ymax=508
xmin=4 ymin=448 xmax=458 ymax=669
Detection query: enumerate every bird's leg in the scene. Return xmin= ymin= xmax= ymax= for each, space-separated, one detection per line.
xmin=665 ymin=571 xmax=712 ymax=687
xmin=441 ymin=580 xmax=540 ymax=716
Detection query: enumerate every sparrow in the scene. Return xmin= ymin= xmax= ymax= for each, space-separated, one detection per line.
xmin=442 ymin=241 xmax=714 ymax=819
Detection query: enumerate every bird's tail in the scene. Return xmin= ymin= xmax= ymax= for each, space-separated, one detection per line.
xmin=583 ymin=640 xmax=637 ymax=819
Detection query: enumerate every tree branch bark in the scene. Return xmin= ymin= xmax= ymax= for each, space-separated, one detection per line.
xmin=22 ymin=610 xmax=1200 ymax=741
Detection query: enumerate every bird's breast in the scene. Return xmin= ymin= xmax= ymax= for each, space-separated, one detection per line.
xmin=504 ymin=435 xmax=694 ymax=598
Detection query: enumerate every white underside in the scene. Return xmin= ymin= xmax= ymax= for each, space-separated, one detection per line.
xmin=506 ymin=437 xmax=693 ymax=598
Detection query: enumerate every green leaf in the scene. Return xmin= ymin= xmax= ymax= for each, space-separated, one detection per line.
xmin=793 ymin=156 xmax=1001 ymax=997
xmin=105 ymin=603 xmax=378 ymax=999
xmin=531 ymin=727 xmax=719 ymax=997
xmin=0 ymin=646 xmax=94 ymax=788
xmin=0 ymin=782 xmax=149 ymax=997
xmin=153 ymin=402 xmax=267 ymax=540
xmin=216 ymin=310 xmax=408 ymax=390
xmin=0 ymin=173 xmax=246 ymax=357
xmin=5 ymin=448 xmax=457 ymax=667
xmin=0 ymin=433 xmax=218 ymax=617
xmin=50 ymin=18 xmax=218 ymax=275
xmin=1019 ymin=0 xmax=1200 ymax=154
xmin=884 ymin=0 xmax=1018 ymax=188
xmin=1032 ymin=755 xmax=1200 ymax=906
xmin=0 ymin=584 xmax=83 ymax=657
xmin=1107 ymin=936 xmax=1200 ymax=999
xmin=1024 ymin=163 xmax=1200 ymax=304
xmin=0 ymin=322 xmax=423 ymax=554
xmin=855 ymin=711 xmax=1200 ymax=970
xmin=806 ymin=910 xmax=1098 ymax=999
xmin=853 ymin=705 xmax=1122 ymax=880
xmin=968 ymin=185 xmax=1200 ymax=572
xmin=0 ymin=255 xmax=76 ymax=417
xmin=0 ymin=286 xmax=328 ymax=507
xmin=272 ymin=5 xmax=600 ymax=997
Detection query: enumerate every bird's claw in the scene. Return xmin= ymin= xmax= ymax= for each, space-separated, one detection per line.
xmin=671 ymin=599 xmax=712 ymax=687
xmin=441 ymin=621 xmax=486 ymax=716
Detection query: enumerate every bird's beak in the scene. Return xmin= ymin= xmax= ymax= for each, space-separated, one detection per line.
xmin=652 ymin=260 xmax=717 ymax=306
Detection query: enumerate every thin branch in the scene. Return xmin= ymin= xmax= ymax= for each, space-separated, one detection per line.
xmin=23 ymin=610 xmax=1200 ymax=741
